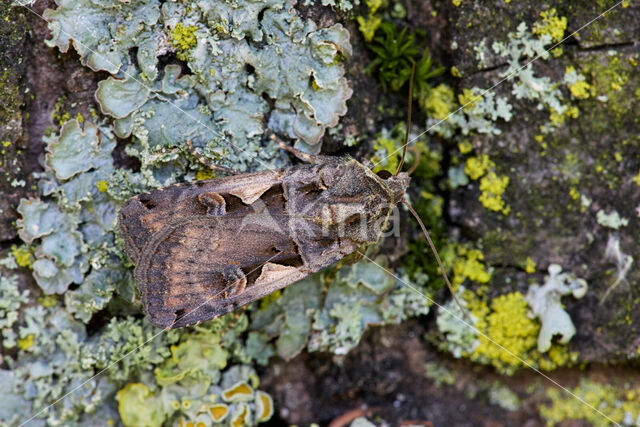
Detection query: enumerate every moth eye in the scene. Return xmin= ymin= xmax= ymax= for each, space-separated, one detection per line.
xmin=139 ymin=197 xmax=156 ymax=210
xmin=376 ymin=170 xmax=392 ymax=180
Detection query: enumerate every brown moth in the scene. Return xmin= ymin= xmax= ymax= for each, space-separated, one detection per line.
xmin=119 ymin=149 xmax=411 ymax=329
xmin=119 ymin=65 xmax=460 ymax=329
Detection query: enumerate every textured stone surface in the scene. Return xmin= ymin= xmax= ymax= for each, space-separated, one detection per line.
xmin=446 ymin=0 xmax=640 ymax=362
xmin=0 ymin=0 xmax=32 ymax=242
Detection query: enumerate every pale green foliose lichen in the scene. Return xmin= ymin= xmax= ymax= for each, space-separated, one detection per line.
xmin=251 ymin=256 xmax=431 ymax=358
xmin=46 ymin=0 xmax=353 ymax=164
xmin=596 ymin=209 xmax=629 ymax=229
xmin=525 ymin=264 xmax=587 ymax=353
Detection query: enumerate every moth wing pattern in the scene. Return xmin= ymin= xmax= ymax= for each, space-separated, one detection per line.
xmin=119 ymin=159 xmax=404 ymax=329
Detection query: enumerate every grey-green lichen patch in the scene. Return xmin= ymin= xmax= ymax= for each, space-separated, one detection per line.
xmin=525 ymin=264 xmax=587 ymax=353
xmin=46 ymin=0 xmax=353 ymax=162
xmin=250 ymin=257 xmax=431 ymax=358
xmin=17 ymin=119 xmax=128 ymax=319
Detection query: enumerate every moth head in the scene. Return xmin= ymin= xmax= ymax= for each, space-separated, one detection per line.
xmin=377 ymin=169 xmax=410 ymax=203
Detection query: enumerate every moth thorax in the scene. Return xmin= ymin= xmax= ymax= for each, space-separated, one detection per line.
xmin=385 ymin=172 xmax=411 ymax=203
xmin=319 ymin=203 xmax=387 ymax=244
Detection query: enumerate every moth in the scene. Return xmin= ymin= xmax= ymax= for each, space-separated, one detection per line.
xmin=119 ymin=69 xmax=459 ymax=329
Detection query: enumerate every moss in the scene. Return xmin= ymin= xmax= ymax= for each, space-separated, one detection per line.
xmin=0 ymin=70 xmax=21 ymax=122
xmin=357 ymin=14 xmax=382 ymax=42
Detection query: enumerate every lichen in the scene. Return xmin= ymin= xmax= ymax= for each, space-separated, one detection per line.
xmin=539 ymin=379 xmax=640 ymax=426
xmin=46 ymin=0 xmax=353 ymax=159
xmin=532 ymin=9 xmax=567 ymax=44
xmin=597 ymin=209 xmax=629 ymax=229
xmin=525 ymin=264 xmax=587 ymax=353
xmin=452 ymin=246 xmax=491 ymax=288
xmin=439 ymin=288 xmax=579 ymax=375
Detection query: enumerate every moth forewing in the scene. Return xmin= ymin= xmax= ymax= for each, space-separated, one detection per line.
xmin=119 ymin=158 xmax=410 ymax=329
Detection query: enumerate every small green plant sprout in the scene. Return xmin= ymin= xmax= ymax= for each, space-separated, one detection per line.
xmin=364 ymin=21 xmax=444 ymax=92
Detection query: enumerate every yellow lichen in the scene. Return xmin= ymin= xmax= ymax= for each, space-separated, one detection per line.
xmin=540 ymin=379 xmax=640 ymax=426
xmin=371 ymin=135 xmax=400 ymax=173
xmin=208 ymin=404 xmax=229 ymax=422
xmin=462 ymin=290 xmax=577 ymax=374
xmin=96 ymin=180 xmax=109 ymax=192
xmin=632 ymin=169 xmax=640 ymax=187
xmin=458 ymin=88 xmax=481 ymax=111
xmin=524 ymin=257 xmax=536 ymax=274
xmin=453 ymin=246 xmax=491 ymax=287
xmin=255 ymin=391 xmax=274 ymax=422
xmin=569 ymin=187 xmax=580 ymax=200
xmin=564 ymin=66 xmax=592 ymax=99
xmin=230 ymin=403 xmax=249 ymax=427
xmin=464 ymin=154 xmax=491 ymax=180
xmin=452 ymin=0 xmax=461 ymax=6
xmin=568 ymin=80 xmax=591 ymax=99
xmin=38 ymin=294 xmax=58 ymax=308
xmin=11 ymin=244 xmax=34 ymax=268
xmin=549 ymin=105 xmax=579 ymax=126
xmin=171 ymin=23 xmax=198 ymax=61
xmin=450 ymin=66 xmax=462 ymax=78
xmin=222 ymin=382 xmax=253 ymax=402
xmin=196 ymin=169 xmax=214 ymax=180
xmin=457 ymin=140 xmax=472 ymax=154
xmin=76 ymin=112 xmax=84 ymax=124
xmin=478 ymin=172 xmax=510 ymax=214
xmin=17 ymin=334 xmax=35 ymax=350
xmin=472 ymin=292 xmax=539 ymax=372
xmin=532 ymin=8 xmax=567 ymax=43
xmin=421 ymin=83 xmax=455 ymax=120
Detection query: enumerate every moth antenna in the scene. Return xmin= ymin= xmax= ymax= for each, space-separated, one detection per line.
xmin=402 ymin=199 xmax=471 ymax=322
xmin=394 ymin=62 xmax=416 ymax=176
xmin=185 ymin=139 xmax=239 ymax=175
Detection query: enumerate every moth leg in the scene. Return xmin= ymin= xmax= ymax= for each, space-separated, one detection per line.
xmin=185 ymin=139 xmax=240 ymax=175
xmin=197 ymin=192 xmax=226 ymax=216
xmin=341 ymin=245 xmax=367 ymax=265
xmin=221 ymin=265 xmax=247 ymax=298
xmin=267 ymin=130 xmax=323 ymax=164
